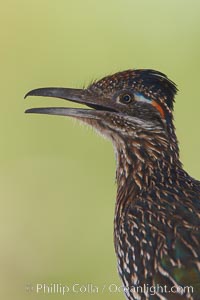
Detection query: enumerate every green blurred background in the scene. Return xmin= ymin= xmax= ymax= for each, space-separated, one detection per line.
xmin=1 ymin=0 xmax=200 ymax=299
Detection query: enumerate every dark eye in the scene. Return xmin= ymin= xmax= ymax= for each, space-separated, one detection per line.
xmin=120 ymin=93 xmax=133 ymax=104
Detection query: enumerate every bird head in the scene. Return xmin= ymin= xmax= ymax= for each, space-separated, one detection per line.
xmin=25 ymin=69 xmax=178 ymax=144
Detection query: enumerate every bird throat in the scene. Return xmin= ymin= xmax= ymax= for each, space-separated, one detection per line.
xmin=114 ymin=128 xmax=181 ymax=204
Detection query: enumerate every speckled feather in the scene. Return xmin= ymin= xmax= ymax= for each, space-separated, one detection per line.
xmin=114 ymin=131 xmax=200 ymax=299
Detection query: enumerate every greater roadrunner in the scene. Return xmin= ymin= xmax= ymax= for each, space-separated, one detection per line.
xmin=25 ymin=69 xmax=200 ymax=299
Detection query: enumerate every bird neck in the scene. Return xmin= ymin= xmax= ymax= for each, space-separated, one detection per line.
xmin=115 ymin=125 xmax=181 ymax=196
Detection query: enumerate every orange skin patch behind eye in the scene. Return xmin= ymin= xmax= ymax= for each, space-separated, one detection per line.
xmin=151 ymin=100 xmax=165 ymax=119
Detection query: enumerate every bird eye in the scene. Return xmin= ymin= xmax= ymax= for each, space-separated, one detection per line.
xmin=120 ymin=93 xmax=133 ymax=104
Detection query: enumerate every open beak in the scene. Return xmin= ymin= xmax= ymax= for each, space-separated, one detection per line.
xmin=25 ymin=87 xmax=117 ymax=119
